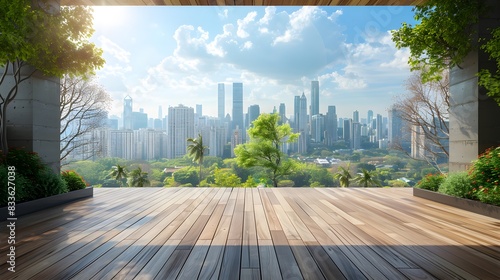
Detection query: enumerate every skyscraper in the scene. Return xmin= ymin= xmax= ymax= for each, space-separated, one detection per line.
xmin=376 ymin=114 xmax=384 ymax=141
xmin=311 ymin=81 xmax=319 ymax=117
xmin=367 ymin=110 xmax=373 ymax=127
xmin=388 ymin=106 xmax=409 ymax=151
xmin=294 ymin=92 xmax=308 ymax=153
xmin=325 ymin=105 xmax=338 ymax=146
xmin=232 ymin=83 xmax=244 ymax=138
xmin=218 ymin=83 xmax=225 ymax=120
xmin=196 ymin=104 xmax=202 ymax=119
xmin=123 ymin=95 xmax=133 ymax=130
xmin=353 ymin=110 xmax=359 ymax=123
xmin=279 ymin=103 xmax=286 ymax=124
xmin=167 ymin=104 xmax=194 ymax=159
xmin=247 ymin=104 xmax=260 ymax=128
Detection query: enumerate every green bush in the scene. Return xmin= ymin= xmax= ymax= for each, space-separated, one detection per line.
xmin=1 ymin=148 xmax=46 ymax=181
xmin=415 ymin=173 xmax=445 ymax=192
xmin=32 ymin=169 xmax=68 ymax=199
xmin=469 ymin=146 xmax=500 ymax=206
xmin=0 ymin=166 xmax=32 ymax=206
xmin=61 ymin=170 xmax=88 ymax=191
xmin=277 ymin=180 xmax=295 ymax=188
xmin=438 ymin=172 xmax=475 ymax=199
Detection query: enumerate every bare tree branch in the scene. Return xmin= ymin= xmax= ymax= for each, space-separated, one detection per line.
xmin=392 ymin=70 xmax=449 ymax=172
xmin=60 ymin=75 xmax=111 ymax=165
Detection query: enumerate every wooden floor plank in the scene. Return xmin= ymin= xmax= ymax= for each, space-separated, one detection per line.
xmin=1 ymin=188 xmax=499 ymax=280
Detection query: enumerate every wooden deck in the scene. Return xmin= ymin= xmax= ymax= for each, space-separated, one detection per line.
xmin=1 ymin=187 xmax=499 ymax=279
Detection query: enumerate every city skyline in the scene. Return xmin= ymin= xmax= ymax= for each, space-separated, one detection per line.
xmin=91 ymin=6 xmax=417 ymax=120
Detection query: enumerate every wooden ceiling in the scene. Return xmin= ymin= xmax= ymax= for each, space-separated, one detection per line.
xmin=61 ymin=0 xmax=426 ymax=6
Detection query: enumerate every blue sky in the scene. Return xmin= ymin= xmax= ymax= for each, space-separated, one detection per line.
xmin=90 ymin=6 xmax=417 ymax=120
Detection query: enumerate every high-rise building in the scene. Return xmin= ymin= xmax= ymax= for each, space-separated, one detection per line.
xmin=294 ymin=93 xmax=308 ymax=153
xmin=196 ymin=104 xmax=202 ymax=118
xmin=367 ymin=110 xmax=373 ymax=127
xmin=218 ymin=83 xmax=225 ymax=120
xmin=388 ymin=106 xmax=409 ymax=151
xmin=325 ymin=106 xmax=337 ymax=146
xmin=353 ymin=110 xmax=359 ymax=123
xmin=247 ymin=104 xmax=260 ymax=128
xmin=343 ymin=119 xmax=352 ymax=145
xmin=132 ymin=111 xmax=148 ymax=130
xmin=352 ymin=122 xmax=361 ymax=150
xmin=158 ymin=106 xmax=163 ymax=119
xmin=376 ymin=114 xmax=384 ymax=141
xmin=123 ymin=95 xmax=133 ymax=130
xmin=311 ymin=114 xmax=325 ymax=143
xmin=311 ymin=81 xmax=319 ymax=117
xmin=279 ymin=103 xmax=286 ymax=124
xmin=232 ymin=83 xmax=244 ymax=138
xmin=167 ymin=104 xmax=194 ymax=159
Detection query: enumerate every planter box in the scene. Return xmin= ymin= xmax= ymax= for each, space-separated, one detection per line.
xmin=413 ymin=188 xmax=500 ymax=219
xmin=0 ymin=187 xmax=93 ymax=221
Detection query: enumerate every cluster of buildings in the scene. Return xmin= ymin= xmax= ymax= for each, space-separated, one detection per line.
xmin=67 ymin=81 xmax=448 ymax=163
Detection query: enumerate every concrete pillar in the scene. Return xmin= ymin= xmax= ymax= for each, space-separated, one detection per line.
xmin=2 ymin=66 xmax=60 ymax=173
xmin=449 ymin=0 xmax=500 ymax=172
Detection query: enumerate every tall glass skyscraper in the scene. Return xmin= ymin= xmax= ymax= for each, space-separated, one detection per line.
xmin=123 ymin=95 xmax=133 ymax=130
xmin=311 ymin=81 xmax=319 ymax=117
xmin=232 ymin=83 xmax=244 ymax=134
xmin=218 ymin=83 xmax=225 ymax=120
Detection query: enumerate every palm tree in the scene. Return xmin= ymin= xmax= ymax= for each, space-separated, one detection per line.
xmin=128 ymin=167 xmax=150 ymax=187
xmin=353 ymin=168 xmax=382 ymax=187
xmin=187 ymin=134 xmax=207 ymax=186
xmin=108 ymin=165 xmax=128 ymax=187
xmin=333 ymin=163 xmax=352 ymax=188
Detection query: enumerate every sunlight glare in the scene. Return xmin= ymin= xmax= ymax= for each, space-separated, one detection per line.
xmin=92 ymin=6 xmax=128 ymax=29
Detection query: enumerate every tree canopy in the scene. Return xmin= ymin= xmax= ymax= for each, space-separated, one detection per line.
xmin=391 ymin=0 xmax=500 ymax=104
xmin=234 ymin=113 xmax=299 ymax=188
xmin=0 ymin=2 xmax=104 ymax=154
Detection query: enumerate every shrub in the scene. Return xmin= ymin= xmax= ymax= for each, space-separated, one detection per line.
xmin=438 ymin=172 xmax=475 ymax=199
xmin=1 ymin=148 xmax=46 ymax=182
xmin=469 ymin=146 xmax=500 ymax=206
xmin=61 ymin=170 xmax=88 ymax=191
xmin=277 ymin=180 xmax=295 ymax=188
xmin=32 ymin=169 xmax=68 ymax=199
xmin=0 ymin=166 xmax=32 ymax=206
xmin=415 ymin=173 xmax=445 ymax=192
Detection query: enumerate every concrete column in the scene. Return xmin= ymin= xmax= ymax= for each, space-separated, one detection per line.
xmin=3 ymin=66 xmax=61 ymax=173
xmin=449 ymin=0 xmax=500 ymax=172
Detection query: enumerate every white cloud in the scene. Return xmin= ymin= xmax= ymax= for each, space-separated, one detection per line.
xmin=328 ymin=10 xmax=343 ymax=21
xmin=319 ymin=71 xmax=367 ymax=90
xmin=99 ymin=36 xmax=131 ymax=63
xmin=274 ymin=6 xmax=325 ymax=44
xmin=218 ymin=9 xmax=228 ymax=19
xmin=237 ymin=11 xmax=257 ymax=38
xmin=241 ymin=41 xmax=253 ymax=50
xmin=259 ymin=6 xmax=276 ymax=25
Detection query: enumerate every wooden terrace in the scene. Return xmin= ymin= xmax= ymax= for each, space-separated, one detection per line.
xmin=1 ymin=187 xmax=499 ymax=279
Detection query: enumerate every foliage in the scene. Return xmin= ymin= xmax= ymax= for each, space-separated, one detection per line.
xmin=60 ymin=75 xmax=111 ymax=165
xmin=277 ymin=180 xmax=295 ymax=188
xmin=33 ymin=169 xmax=68 ymax=199
xmin=479 ymin=27 xmax=500 ymax=104
xmin=187 ymin=134 xmax=207 ymax=186
xmin=333 ymin=163 xmax=352 ymax=188
xmin=0 ymin=3 xmax=104 ymax=154
xmin=108 ymin=165 xmax=128 ymax=187
xmin=173 ymin=167 xmax=198 ymax=186
xmin=127 ymin=167 xmax=150 ymax=187
xmin=61 ymin=170 xmax=87 ymax=191
xmin=438 ymin=172 xmax=475 ymax=199
xmin=214 ymin=168 xmax=241 ymax=187
xmin=235 ymin=113 xmax=299 ymax=188
xmin=353 ymin=168 xmax=382 ymax=187
xmin=243 ymin=176 xmax=257 ymax=188
xmin=388 ymin=180 xmax=410 ymax=188
xmin=63 ymin=160 xmax=106 ymax=186
xmin=1 ymin=147 xmax=46 ymax=181
xmin=0 ymin=167 xmax=31 ymax=206
xmin=415 ymin=173 xmax=445 ymax=192
xmin=309 ymin=166 xmax=335 ymax=187
xmin=356 ymin=163 xmax=376 ymax=172
xmin=391 ymin=0 xmax=482 ymax=82
xmin=469 ymin=146 xmax=500 ymax=205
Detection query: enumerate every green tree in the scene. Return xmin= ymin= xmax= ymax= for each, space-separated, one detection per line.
xmin=214 ymin=168 xmax=241 ymax=187
xmin=108 ymin=165 xmax=128 ymax=187
xmin=187 ymin=134 xmax=207 ymax=186
xmin=128 ymin=167 xmax=150 ymax=187
xmin=0 ymin=2 xmax=104 ymax=155
xmin=353 ymin=168 xmax=382 ymax=188
xmin=173 ymin=167 xmax=198 ymax=186
xmin=235 ymin=113 xmax=299 ymax=188
xmin=333 ymin=163 xmax=353 ymax=188
xmin=391 ymin=0 xmax=500 ymax=104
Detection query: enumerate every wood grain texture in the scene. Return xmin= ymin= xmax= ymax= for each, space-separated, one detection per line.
xmin=1 ymin=187 xmax=499 ymax=279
